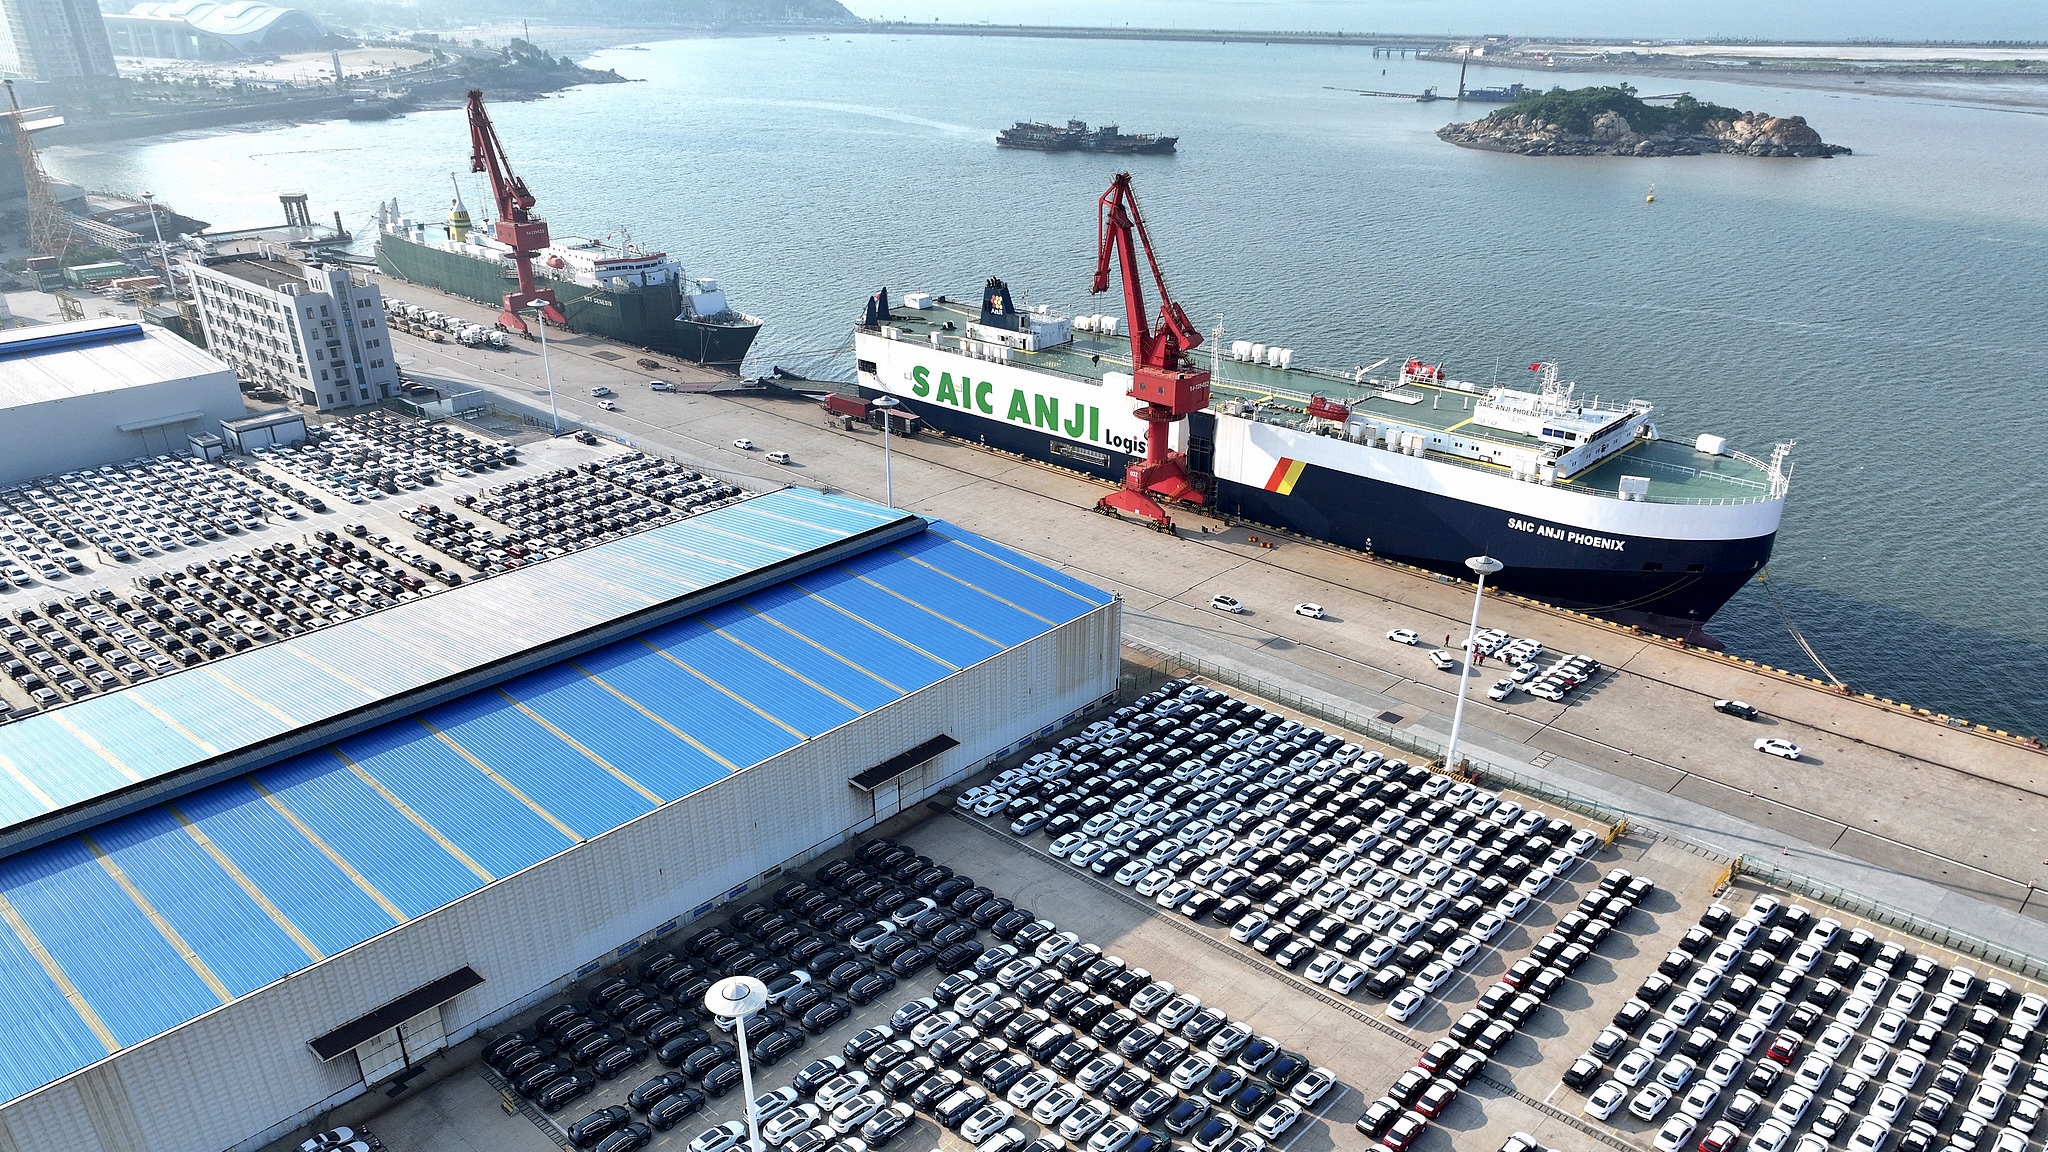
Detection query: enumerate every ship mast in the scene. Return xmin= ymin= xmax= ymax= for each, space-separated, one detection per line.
xmin=1090 ymin=172 xmax=1211 ymax=530
xmin=466 ymin=88 xmax=564 ymax=333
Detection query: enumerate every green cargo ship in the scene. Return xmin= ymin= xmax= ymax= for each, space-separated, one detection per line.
xmin=374 ymin=201 xmax=761 ymax=371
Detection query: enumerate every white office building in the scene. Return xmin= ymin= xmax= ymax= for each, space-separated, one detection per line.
xmin=184 ymin=253 xmax=401 ymax=411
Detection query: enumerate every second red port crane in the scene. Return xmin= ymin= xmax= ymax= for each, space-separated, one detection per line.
xmin=466 ymin=88 xmax=565 ymax=334
xmin=1090 ymin=172 xmax=1211 ymax=530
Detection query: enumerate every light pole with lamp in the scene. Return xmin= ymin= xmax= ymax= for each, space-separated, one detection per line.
xmin=872 ymin=394 xmax=901 ymax=508
xmin=526 ymin=306 xmax=561 ymax=435
xmin=1442 ymin=555 xmax=1503 ymax=776
xmin=139 ymin=191 xmax=173 ymax=296
xmin=706 ymin=976 xmax=769 ymax=1151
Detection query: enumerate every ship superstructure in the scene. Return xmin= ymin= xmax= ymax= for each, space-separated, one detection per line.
xmin=853 ymin=282 xmax=1794 ymax=633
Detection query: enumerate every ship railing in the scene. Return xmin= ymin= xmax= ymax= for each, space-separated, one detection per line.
xmin=1120 ymin=642 xmax=2048 ymax=980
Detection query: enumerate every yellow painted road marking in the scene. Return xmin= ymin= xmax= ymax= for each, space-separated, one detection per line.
xmin=203 ymin=667 xmax=301 ymax=727
xmin=0 ymin=750 xmax=55 ymax=810
xmin=738 ymin=605 xmax=906 ymax=695
xmin=167 ymin=806 xmax=323 ymax=963
xmin=788 ymin=585 xmax=959 ymax=672
xmin=0 ymin=891 xmax=119 ymax=1052
xmin=125 ymin=695 xmax=221 ymax=756
xmin=571 ymin=664 xmax=741 ymax=773
xmin=835 ymin=567 xmax=1005 ymax=649
xmin=888 ymin=548 xmax=1053 ymax=625
xmin=638 ymin=641 xmax=809 ymax=740
xmin=704 ymin=626 xmax=863 ymax=714
xmin=48 ymin=713 xmax=142 ymax=783
xmin=84 ymin=835 xmax=232 ymax=1004
xmin=247 ymin=778 xmax=406 ymax=925
xmin=416 ymin=720 xmax=582 ymax=846
xmin=923 ymin=529 xmax=1106 ymax=609
xmin=497 ymin=690 xmax=664 ymax=807
xmin=330 ymin=750 xmax=495 ymax=883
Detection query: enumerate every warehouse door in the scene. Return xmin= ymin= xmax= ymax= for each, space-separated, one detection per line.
xmin=352 ymin=1004 xmax=448 ymax=1086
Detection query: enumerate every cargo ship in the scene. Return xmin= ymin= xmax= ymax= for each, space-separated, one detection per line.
xmin=375 ymin=201 xmax=760 ymax=370
xmin=997 ymin=119 xmax=1177 ymax=154
xmin=852 ymin=282 xmax=1795 ymax=636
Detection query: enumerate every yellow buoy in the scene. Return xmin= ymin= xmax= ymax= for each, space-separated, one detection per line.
xmin=1646 ymin=183 xmax=1657 ymax=203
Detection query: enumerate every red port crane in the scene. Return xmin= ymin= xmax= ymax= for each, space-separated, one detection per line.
xmin=466 ymin=88 xmax=564 ymax=334
xmin=1091 ymin=172 xmax=1210 ymax=529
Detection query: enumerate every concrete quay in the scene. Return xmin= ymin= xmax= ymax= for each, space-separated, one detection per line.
xmin=377 ymin=281 xmax=2048 ymax=957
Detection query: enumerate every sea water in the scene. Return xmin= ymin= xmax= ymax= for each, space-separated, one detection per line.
xmin=46 ymin=34 xmax=2048 ymax=733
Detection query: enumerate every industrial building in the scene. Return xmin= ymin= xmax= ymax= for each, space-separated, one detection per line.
xmin=0 ymin=486 xmax=1121 ymax=1152
xmin=0 ymin=316 xmax=243 ymax=484
xmin=184 ymin=250 xmax=401 ymax=411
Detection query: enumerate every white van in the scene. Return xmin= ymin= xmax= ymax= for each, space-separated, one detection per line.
xmin=766 ymin=451 xmax=792 ymax=465
xmin=649 ymin=380 xmax=674 ymax=392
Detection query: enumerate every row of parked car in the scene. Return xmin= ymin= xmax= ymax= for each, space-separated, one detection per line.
xmin=0 ymin=453 xmax=305 ymax=579
xmin=717 ymin=861 xmax=1339 ymax=1152
xmin=1355 ymin=867 xmax=1659 ymax=1152
xmin=252 ymin=411 xmax=515 ymax=505
xmin=454 ymin=467 xmax=690 ymax=561
xmin=482 ymin=836 xmax=996 ymax=1125
xmin=581 ymin=454 xmax=745 ymax=512
xmin=1573 ymin=890 xmax=2048 ymax=1152
xmin=0 ymin=527 xmax=421 ymax=714
xmin=965 ymin=680 xmax=1600 ymax=1009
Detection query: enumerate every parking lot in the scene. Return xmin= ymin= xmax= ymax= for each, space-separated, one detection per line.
xmin=0 ymin=410 xmax=745 ymax=722
xmin=1552 ymin=874 xmax=2048 ymax=1152
xmin=284 ymin=668 xmax=2048 ymax=1152
xmin=431 ymin=678 xmax=1712 ymax=1152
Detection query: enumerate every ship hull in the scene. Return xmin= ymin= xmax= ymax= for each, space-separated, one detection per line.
xmin=377 ymin=232 xmax=760 ymax=371
xmin=852 ymin=333 xmax=1780 ymax=633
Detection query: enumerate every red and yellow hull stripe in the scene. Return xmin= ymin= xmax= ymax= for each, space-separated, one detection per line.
xmin=1263 ymin=457 xmax=1308 ymax=496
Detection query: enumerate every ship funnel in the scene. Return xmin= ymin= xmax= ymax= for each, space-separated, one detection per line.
xmin=446 ymin=173 xmax=473 ymax=243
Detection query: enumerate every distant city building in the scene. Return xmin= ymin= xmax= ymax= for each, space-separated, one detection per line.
xmin=0 ymin=0 xmax=118 ymax=95
xmin=183 ymin=252 xmax=400 ymax=411
xmin=0 ymin=316 xmax=241 ymax=483
xmin=102 ymin=0 xmax=325 ymax=60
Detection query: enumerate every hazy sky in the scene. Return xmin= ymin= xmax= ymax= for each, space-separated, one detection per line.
xmin=844 ymin=1 xmax=2043 ymax=41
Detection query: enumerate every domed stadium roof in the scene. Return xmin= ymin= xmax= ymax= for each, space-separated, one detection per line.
xmin=119 ymin=0 xmax=324 ymax=49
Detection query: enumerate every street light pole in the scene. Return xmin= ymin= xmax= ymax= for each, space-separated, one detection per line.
xmin=872 ymin=395 xmax=901 ymax=508
xmin=707 ymin=976 xmax=769 ymax=1152
xmin=1442 ymin=555 xmax=1504 ymax=776
xmin=139 ymin=191 xmax=173 ymax=296
xmin=528 ymin=307 xmax=560 ymax=434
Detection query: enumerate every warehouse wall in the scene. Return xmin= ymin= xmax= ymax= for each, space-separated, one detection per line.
xmin=0 ymin=370 xmax=244 ymax=485
xmin=0 ymin=600 xmax=1119 ymax=1152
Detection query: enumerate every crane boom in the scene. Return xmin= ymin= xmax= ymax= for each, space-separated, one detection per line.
xmin=1087 ymin=173 xmax=1210 ymax=531
xmin=464 ymin=89 xmax=563 ymax=333
xmin=1093 ymin=174 xmax=1202 ymax=371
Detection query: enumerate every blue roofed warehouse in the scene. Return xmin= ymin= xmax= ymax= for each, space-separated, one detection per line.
xmin=0 ymin=487 xmax=1121 ymax=1152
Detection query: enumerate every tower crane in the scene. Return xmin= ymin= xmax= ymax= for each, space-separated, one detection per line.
xmin=466 ymin=88 xmax=564 ymax=333
xmin=1090 ymin=172 xmax=1211 ymax=530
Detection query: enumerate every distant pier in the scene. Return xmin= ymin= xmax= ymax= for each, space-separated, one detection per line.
xmin=862 ymin=21 xmax=1453 ymax=50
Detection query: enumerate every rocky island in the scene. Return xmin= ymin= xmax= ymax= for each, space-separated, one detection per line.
xmin=1437 ymin=85 xmax=1850 ymax=157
